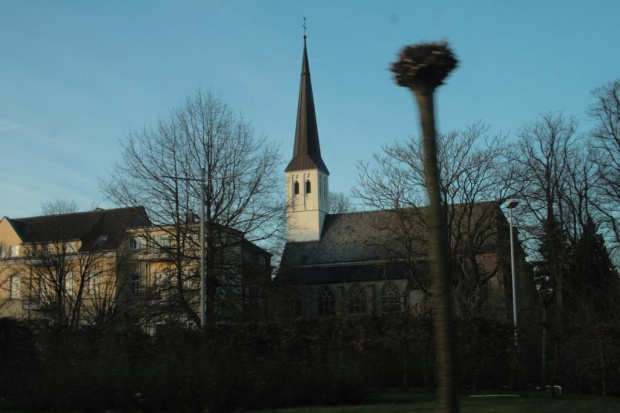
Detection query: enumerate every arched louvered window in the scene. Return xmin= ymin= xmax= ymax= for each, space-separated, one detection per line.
xmin=305 ymin=180 xmax=311 ymax=194
xmin=294 ymin=181 xmax=300 ymax=195
xmin=318 ymin=286 xmax=336 ymax=316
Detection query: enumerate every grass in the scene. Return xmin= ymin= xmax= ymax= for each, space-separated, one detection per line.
xmin=254 ymin=391 xmax=620 ymax=413
xmin=2 ymin=391 xmax=619 ymax=412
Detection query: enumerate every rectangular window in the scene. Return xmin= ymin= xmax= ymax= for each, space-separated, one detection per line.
xmin=129 ymin=236 xmax=146 ymax=251
xmin=64 ymin=272 xmax=74 ymax=296
xmin=86 ymin=273 xmax=101 ymax=296
xmin=9 ymin=245 xmax=20 ymax=258
xmin=37 ymin=275 xmax=49 ymax=299
xmin=153 ymin=272 xmax=170 ymax=299
xmin=152 ymin=235 xmax=172 ymax=253
xmin=130 ymin=275 xmax=140 ymax=295
xmin=66 ymin=241 xmax=79 ymax=252
xmin=9 ymin=275 xmax=21 ymax=300
xmin=182 ymin=271 xmax=199 ymax=291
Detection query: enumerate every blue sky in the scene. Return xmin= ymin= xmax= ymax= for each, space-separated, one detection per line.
xmin=1 ymin=0 xmax=619 ymax=218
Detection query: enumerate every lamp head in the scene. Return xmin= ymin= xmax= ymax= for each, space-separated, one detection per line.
xmin=506 ymin=199 xmax=519 ymax=209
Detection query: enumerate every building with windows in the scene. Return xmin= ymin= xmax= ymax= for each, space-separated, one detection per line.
xmin=125 ymin=221 xmax=272 ymax=331
xmin=0 ymin=206 xmax=272 ymax=330
xmin=275 ymin=37 xmax=531 ymax=321
xmin=0 ymin=207 xmax=150 ymax=325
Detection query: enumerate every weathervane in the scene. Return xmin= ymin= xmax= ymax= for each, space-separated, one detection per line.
xmin=303 ymin=17 xmax=307 ymax=38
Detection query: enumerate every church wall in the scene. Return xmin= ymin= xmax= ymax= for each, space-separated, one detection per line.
xmin=297 ymin=279 xmax=425 ymax=318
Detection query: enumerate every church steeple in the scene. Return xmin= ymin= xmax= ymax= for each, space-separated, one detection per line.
xmin=285 ymin=36 xmax=329 ymax=174
xmin=285 ymin=34 xmax=330 ymax=243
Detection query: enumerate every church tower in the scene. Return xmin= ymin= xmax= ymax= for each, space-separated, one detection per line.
xmin=285 ymin=35 xmax=329 ymax=242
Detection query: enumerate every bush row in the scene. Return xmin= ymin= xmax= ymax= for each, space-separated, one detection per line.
xmin=0 ymin=316 xmax=619 ymax=411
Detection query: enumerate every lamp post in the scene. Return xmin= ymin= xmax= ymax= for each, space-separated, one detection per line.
xmin=199 ymin=170 xmax=235 ymax=328
xmin=506 ymin=199 xmax=519 ymax=346
xmin=164 ymin=170 xmax=235 ymax=329
xmin=163 ymin=169 xmax=209 ymax=329
xmin=200 ymin=168 xmax=207 ymax=329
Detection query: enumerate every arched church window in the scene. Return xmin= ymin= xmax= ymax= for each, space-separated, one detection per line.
xmin=306 ymin=180 xmax=311 ymax=194
xmin=318 ymin=286 xmax=336 ymax=316
xmin=294 ymin=181 xmax=299 ymax=195
xmin=349 ymin=284 xmax=367 ymax=314
xmin=381 ymin=282 xmax=402 ymax=314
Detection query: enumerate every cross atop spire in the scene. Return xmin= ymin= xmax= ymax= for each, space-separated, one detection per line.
xmin=285 ymin=34 xmax=329 ymax=174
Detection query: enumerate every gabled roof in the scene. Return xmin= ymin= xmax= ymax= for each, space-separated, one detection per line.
xmin=280 ymin=210 xmax=424 ymax=268
xmin=285 ymin=36 xmax=329 ymax=174
xmin=4 ymin=217 xmax=29 ymax=242
xmin=9 ymin=206 xmax=150 ymax=251
xmin=277 ymin=203 xmax=506 ymax=286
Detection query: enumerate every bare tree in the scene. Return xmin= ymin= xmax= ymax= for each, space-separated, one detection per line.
xmin=21 ymin=217 xmax=128 ymax=330
xmin=41 ymin=199 xmax=78 ymax=216
xmin=588 ymin=80 xmax=620 ymax=253
xmin=391 ymin=41 xmax=459 ymax=413
xmin=513 ymin=112 xmax=584 ymax=392
xmin=355 ymin=123 xmax=519 ymax=317
xmin=329 ymin=191 xmax=355 ymax=214
xmin=26 ymin=240 xmax=95 ymax=329
xmin=515 ymin=112 xmax=578 ymax=332
xmin=100 ymin=89 xmax=282 ymax=326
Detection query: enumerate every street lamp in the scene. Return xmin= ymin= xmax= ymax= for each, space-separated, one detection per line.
xmin=506 ymin=199 xmax=519 ymax=346
xmin=199 ymin=170 xmax=236 ymax=329
xmin=164 ymin=169 xmax=234 ymax=329
xmin=200 ymin=168 xmax=207 ymax=329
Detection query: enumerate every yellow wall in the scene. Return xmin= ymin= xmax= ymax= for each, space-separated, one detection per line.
xmin=0 ymin=217 xmax=23 ymax=253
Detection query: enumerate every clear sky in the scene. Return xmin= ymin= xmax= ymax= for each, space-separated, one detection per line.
xmin=1 ymin=0 xmax=618 ymax=218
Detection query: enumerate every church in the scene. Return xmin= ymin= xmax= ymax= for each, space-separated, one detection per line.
xmin=275 ymin=37 xmax=529 ymax=321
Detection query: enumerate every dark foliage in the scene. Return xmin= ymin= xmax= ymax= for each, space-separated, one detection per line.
xmin=566 ymin=217 xmax=620 ymax=323
xmin=1 ymin=316 xmax=619 ymax=411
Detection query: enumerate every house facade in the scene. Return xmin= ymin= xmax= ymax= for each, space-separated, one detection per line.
xmin=124 ymin=220 xmax=272 ymax=332
xmin=0 ymin=207 xmax=149 ymax=326
xmin=0 ymin=206 xmax=272 ymax=331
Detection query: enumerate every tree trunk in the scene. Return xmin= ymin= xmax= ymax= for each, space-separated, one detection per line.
xmin=542 ymin=305 xmax=547 ymax=388
xmin=403 ymin=319 xmax=409 ymax=390
xmin=413 ymin=88 xmax=458 ymax=412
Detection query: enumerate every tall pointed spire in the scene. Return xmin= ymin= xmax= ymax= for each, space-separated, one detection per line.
xmin=285 ymin=35 xmax=329 ymax=174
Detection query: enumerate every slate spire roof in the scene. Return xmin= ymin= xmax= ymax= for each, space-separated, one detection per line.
xmin=285 ymin=36 xmax=329 ymax=174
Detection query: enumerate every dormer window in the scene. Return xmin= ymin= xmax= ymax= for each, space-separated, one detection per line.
xmin=294 ymin=181 xmax=300 ymax=195
xmin=306 ymin=180 xmax=311 ymax=194
xmin=95 ymin=235 xmax=108 ymax=246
